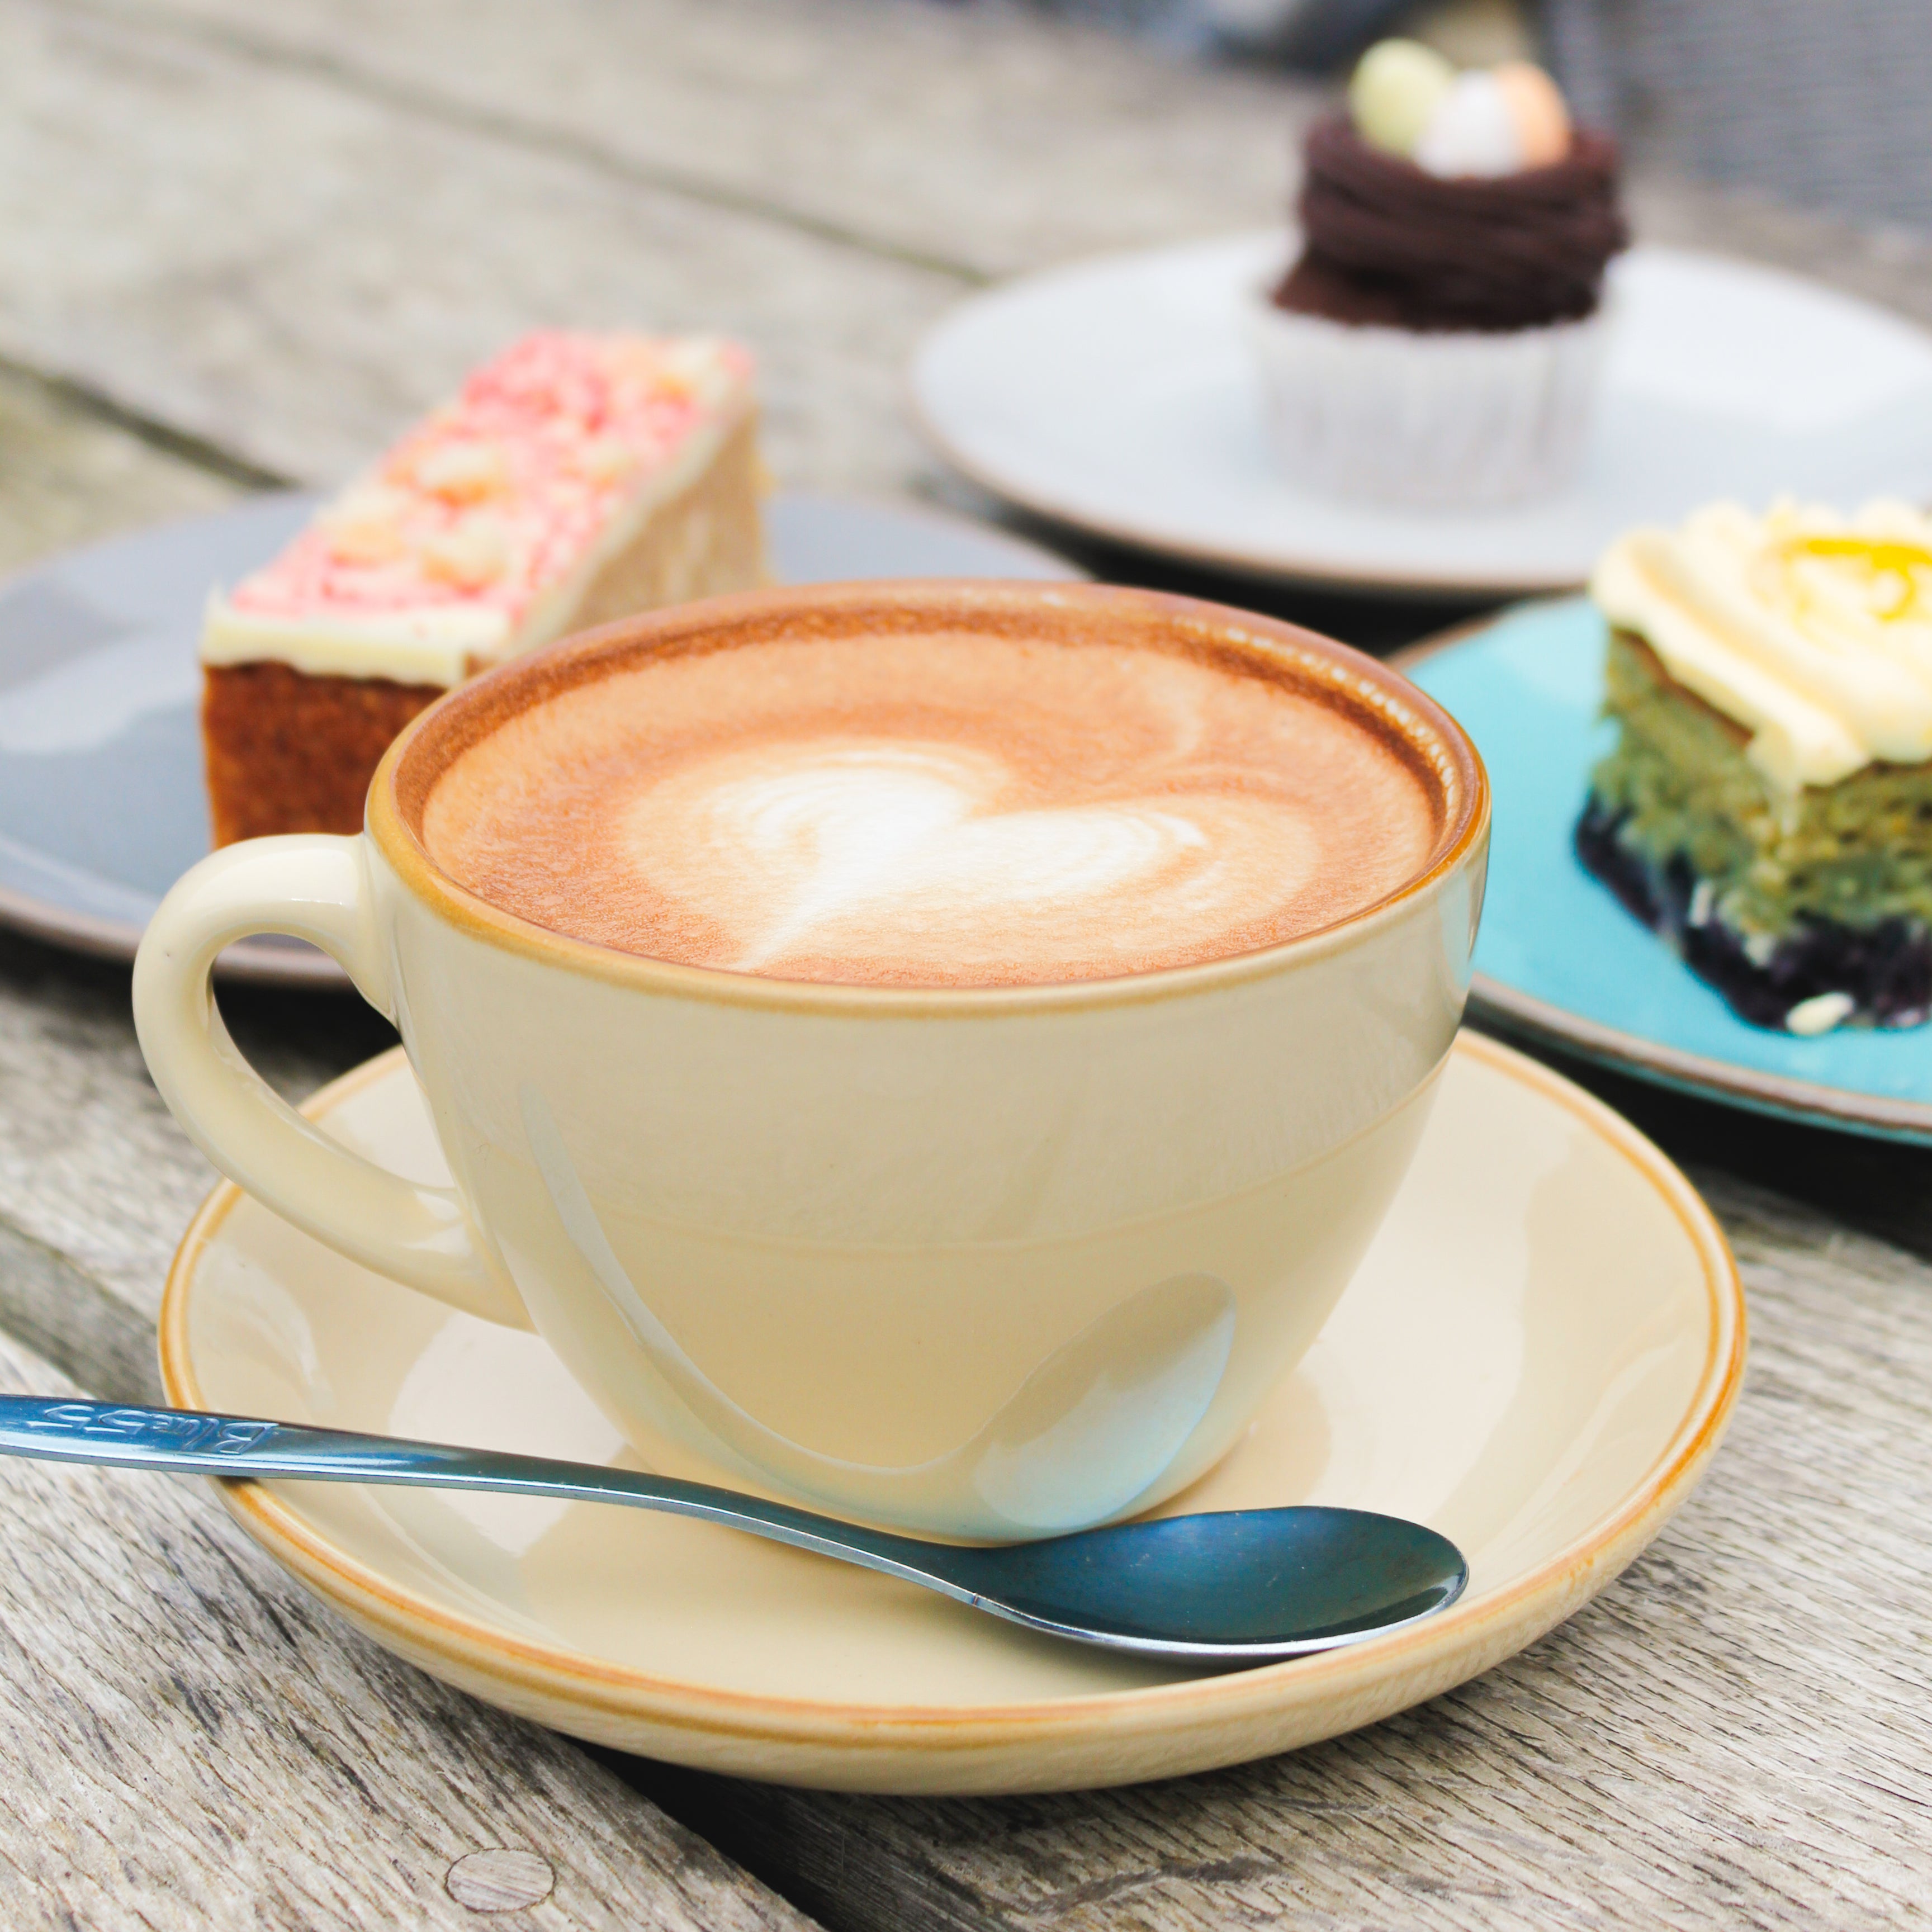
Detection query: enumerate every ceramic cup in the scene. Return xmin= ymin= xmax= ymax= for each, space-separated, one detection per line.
xmin=135 ymin=583 xmax=1489 ymax=1540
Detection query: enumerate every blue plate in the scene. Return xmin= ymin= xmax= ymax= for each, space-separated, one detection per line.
xmin=1407 ymin=599 xmax=1932 ymax=1144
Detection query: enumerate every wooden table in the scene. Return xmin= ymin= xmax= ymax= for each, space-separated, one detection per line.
xmin=1 ymin=2 xmax=1929 ymax=1924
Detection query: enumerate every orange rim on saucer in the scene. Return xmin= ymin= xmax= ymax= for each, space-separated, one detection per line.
xmin=159 ymin=1030 xmax=1743 ymax=1794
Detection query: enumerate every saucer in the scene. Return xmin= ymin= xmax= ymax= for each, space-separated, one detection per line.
xmin=1403 ymin=601 xmax=1932 ymax=1143
xmin=0 ymin=490 xmax=1077 ymax=985
xmin=911 ymin=236 xmax=1932 ymax=594
xmin=160 ymin=1032 xmax=1742 ymax=1794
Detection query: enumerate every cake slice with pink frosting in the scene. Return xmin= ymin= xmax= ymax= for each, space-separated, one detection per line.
xmin=200 ymin=329 xmax=764 ymax=845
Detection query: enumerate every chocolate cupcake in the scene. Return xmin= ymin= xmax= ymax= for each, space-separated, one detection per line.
xmin=1246 ymin=41 xmax=1629 ymax=508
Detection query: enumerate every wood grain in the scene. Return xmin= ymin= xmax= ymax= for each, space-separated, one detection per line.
xmin=13 ymin=0 xmax=1932 ymax=512
xmin=628 ymin=1142 xmax=1932 ymax=1929
xmin=55 ymin=0 xmax=1932 ymax=332
xmin=55 ymin=0 xmax=1311 ymax=283
xmin=0 ymin=362 xmax=240 ymax=576
xmin=4 ymin=1 xmax=1932 ymax=1924
xmin=0 ymin=1326 xmax=819 ymax=1931
xmin=0 ymin=931 xmax=391 ymax=1361
xmin=0 ymin=0 xmax=959 ymax=493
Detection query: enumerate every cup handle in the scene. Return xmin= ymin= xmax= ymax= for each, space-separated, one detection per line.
xmin=133 ymin=835 xmax=530 ymax=1329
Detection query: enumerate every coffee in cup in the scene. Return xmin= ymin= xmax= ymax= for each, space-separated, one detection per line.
xmin=135 ymin=583 xmax=1487 ymax=1540
xmin=418 ymin=621 xmax=1439 ymax=987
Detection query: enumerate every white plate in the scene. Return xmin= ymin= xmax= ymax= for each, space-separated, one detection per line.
xmin=162 ymin=1033 xmax=1743 ymax=1794
xmin=0 ymin=491 xmax=1078 ymax=984
xmin=912 ymin=236 xmax=1932 ymax=594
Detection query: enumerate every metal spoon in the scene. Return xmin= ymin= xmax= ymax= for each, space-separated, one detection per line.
xmin=0 ymin=1395 xmax=1466 ymax=1663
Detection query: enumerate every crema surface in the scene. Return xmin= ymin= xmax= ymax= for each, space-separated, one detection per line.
xmin=421 ymin=631 xmax=1435 ymax=986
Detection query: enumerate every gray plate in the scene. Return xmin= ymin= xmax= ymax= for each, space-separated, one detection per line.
xmin=0 ymin=490 xmax=1079 ymax=986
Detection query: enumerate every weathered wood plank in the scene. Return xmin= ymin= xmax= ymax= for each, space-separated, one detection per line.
xmin=624 ymin=1104 xmax=1932 ymax=1931
xmin=22 ymin=0 xmax=1932 ymax=483
xmin=0 ymin=1212 xmax=162 ymax=1409
xmin=53 ymin=0 xmax=1313 ymax=284
xmin=0 ymin=289 xmax=381 ymax=1390
xmin=0 ymin=932 xmax=388 ymax=1357
xmin=0 ymin=0 xmax=961 ymax=492
xmin=0 ymin=1324 xmax=821 ymax=1931
xmin=0 ymin=362 xmax=243 ymax=576
xmin=77 ymin=0 xmax=1932 ymax=338
xmin=4 ymin=4 xmax=1932 ymax=1926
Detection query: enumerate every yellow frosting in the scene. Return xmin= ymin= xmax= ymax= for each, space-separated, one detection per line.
xmin=1590 ymin=499 xmax=1932 ymax=790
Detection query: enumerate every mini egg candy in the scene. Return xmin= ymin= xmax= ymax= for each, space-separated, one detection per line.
xmin=1492 ymin=61 xmax=1573 ymax=168
xmin=1348 ymin=39 xmax=1455 ymax=158
xmin=1350 ymin=37 xmax=1577 ymax=180
xmin=1413 ymin=69 xmax=1526 ymax=178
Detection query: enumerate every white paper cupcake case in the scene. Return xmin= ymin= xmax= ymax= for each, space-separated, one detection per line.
xmin=1243 ymin=292 xmax=1611 ymax=509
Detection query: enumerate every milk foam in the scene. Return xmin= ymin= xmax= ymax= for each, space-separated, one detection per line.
xmin=422 ymin=629 xmax=1435 ymax=986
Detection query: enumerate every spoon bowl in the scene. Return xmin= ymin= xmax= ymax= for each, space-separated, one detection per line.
xmin=0 ymin=1395 xmax=1466 ymax=1662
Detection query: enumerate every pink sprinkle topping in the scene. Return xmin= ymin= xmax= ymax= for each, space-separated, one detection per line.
xmin=229 ymin=331 xmax=753 ymax=627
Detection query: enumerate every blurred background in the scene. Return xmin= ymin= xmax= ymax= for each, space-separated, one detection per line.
xmin=8 ymin=0 xmax=1930 ymax=589
xmin=1040 ymin=0 xmax=1932 ymax=233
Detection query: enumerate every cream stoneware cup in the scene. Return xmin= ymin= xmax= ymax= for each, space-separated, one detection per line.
xmin=134 ymin=583 xmax=1489 ymax=1541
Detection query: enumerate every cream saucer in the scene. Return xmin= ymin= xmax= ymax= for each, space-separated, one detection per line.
xmin=160 ymin=1033 xmax=1742 ymax=1794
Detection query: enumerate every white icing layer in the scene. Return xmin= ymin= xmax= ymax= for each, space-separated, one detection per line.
xmin=1591 ymin=498 xmax=1932 ymax=790
xmin=198 ymin=597 xmax=513 ymax=686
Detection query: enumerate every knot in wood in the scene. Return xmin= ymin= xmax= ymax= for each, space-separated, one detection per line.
xmin=445 ymin=1848 xmax=556 ymax=1912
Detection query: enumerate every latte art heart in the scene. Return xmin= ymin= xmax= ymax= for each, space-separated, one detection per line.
xmin=623 ymin=742 xmax=1316 ymax=978
xmin=422 ymin=628 xmax=1437 ymax=986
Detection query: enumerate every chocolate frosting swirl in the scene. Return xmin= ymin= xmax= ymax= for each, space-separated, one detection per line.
xmin=1274 ymin=114 xmax=1628 ymax=333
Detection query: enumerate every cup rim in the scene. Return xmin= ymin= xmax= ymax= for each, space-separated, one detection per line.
xmin=366 ymin=579 xmax=1490 ymax=1014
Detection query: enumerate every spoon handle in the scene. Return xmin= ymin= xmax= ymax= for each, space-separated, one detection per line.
xmin=0 ymin=1394 xmax=954 ymax=1583
xmin=0 ymin=1396 xmax=1468 ymax=1660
